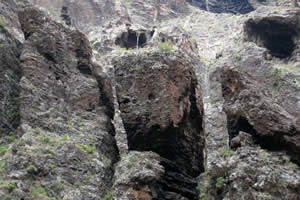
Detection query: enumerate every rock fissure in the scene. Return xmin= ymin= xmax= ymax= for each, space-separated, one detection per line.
xmin=115 ymin=29 xmax=154 ymax=49
xmin=222 ymin=69 xmax=300 ymax=165
xmin=113 ymin=52 xmax=205 ymax=199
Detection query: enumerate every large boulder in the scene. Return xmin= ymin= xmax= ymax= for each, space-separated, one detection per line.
xmin=113 ymin=50 xmax=204 ymax=199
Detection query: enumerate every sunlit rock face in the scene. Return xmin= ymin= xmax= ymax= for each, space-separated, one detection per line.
xmin=29 ymin=0 xmax=116 ymax=30
xmin=188 ymin=0 xmax=254 ymax=14
xmin=28 ymin=0 xmax=191 ymax=31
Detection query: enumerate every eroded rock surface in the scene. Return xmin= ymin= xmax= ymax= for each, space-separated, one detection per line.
xmin=244 ymin=7 xmax=300 ymax=59
xmin=113 ymin=51 xmax=204 ymax=199
xmin=0 ymin=5 xmax=119 ymax=200
xmin=0 ymin=0 xmax=300 ymax=200
xmin=188 ymin=0 xmax=254 ymax=14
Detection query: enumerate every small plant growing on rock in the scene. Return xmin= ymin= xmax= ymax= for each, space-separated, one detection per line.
xmin=26 ymin=164 xmax=38 ymax=174
xmin=104 ymin=189 xmax=113 ymax=200
xmin=74 ymin=181 xmax=81 ymax=187
xmin=159 ymin=42 xmax=174 ymax=52
xmin=79 ymin=144 xmax=96 ymax=154
xmin=8 ymin=183 xmax=15 ymax=193
xmin=0 ymin=145 xmax=9 ymax=156
xmin=0 ymin=17 xmax=6 ymax=26
xmin=145 ymin=160 xmax=153 ymax=169
xmin=199 ymin=192 xmax=207 ymax=200
xmin=30 ymin=186 xmax=55 ymax=200
xmin=287 ymin=161 xmax=298 ymax=169
xmin=4 ymin=133 xmax=16 ymax=144
xmin=0 ymin=180 xmax=15 ymax=193
xmin=121 ymin=0 xmax=132 ymax=8
xmin=215 ymin=177 xmax=225 ymax=189
xmin=219 ymin=147 xmax=234 ymax=158
xmin=128 ymin=155 xmax=138 ymax=168
xmin=52 ymin=179 xmax=65 ymax=194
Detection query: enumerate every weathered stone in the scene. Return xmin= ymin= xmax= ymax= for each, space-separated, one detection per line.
xmin=113 ymin=151 xmax=164 ymax=200
xmin=1 ymin=0 xmax=300 ymax=200
xmin=0 ymin=5 xmax=119 ymax=200
xmin=188 ymin=0 xmax=254 ymax=14
xmin=113 ymin=50 xmax=204 ymax=199
xmin=244 ymin=7 xmax=300 ymax=59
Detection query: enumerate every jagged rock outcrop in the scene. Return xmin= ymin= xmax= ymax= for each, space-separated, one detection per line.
xmin=0 ymin=0 xmax=25 ymax=142
xmin=1 ymin=0 xmax=300 ymax=200
xmin=197 ymin=5 xmax=300 ymax=199
xmin=113 ymin=151 xmax=164 ymax=200
xmin=29 ymin=0 xmax=191 ymax=31
xmin=0 ymin=5 xmax=119 ymax=200
xmin=219 ymin=67 xmax=300 ymax=163
xmin=188 ymin=0 xmax=254 ymax=14
xmin=214 ymin=7 xmax=300 ymax=166
xmin=0 ymin=24 xmax=21 ymax=140
xmin=29 ymin=0 xmax=116 ymax=30
xmin=112 ymin=50 xmax=204 ymax=199
xmin=244 ymin=7 xmax=300 ymax=59
xmin=199 ymin=138 xmax=300 ymax=200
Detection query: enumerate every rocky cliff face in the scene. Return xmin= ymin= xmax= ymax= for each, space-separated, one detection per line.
xmin=0 ymin=0 xmax=300 ymax=200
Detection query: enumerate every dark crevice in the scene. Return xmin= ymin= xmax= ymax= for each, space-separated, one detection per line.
xmin=94 ymin=77 xmax=120 ymax=200
xmin=115 ymin=30 xmax=149 ymax=49
xmin=0 ymin=26 xmax=22 ymax=139
xmin=245 ymin=19 xmax=297 ymax=58
xmin=227 ymin=114 xmax=300 ymax=166
xmin=227 ymin=116 xmax=256 ymax=146
xmin=77 ymin=63 xmax=92 ymax=75
xmin=124 ymin=86 xmax=204 ymax=200
xmin=148 ymin=93 xmax=155 ymax=100
xmin=60 ymin=6 xmax=72 ymax=26
xmin=157 ymin=158 xmax=199 ymax=200
xmin=96 ymin=78 xmax=114 ymax=119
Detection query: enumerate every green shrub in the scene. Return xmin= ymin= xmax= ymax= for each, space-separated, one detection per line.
xmin=199 ymin=192 xmax=207 ymax=200
xmin=0 ymin=145 xmax=9 ymax=156
xmin=8 ymin=183 xmax=15 ymax=193
xmin=219 ymin=147 xmax=234 ymax=158
xmin=58 ymin=135 xmax=68 ymax=141
xmin=5 ymin=133 xmax=16 ymax=144
xmin=18 ymin=140 xmax=26 ymax=146
xmin=0 ymin=17 xmax=6 ymax=25
xmin=287 ymin=161 xmax=298 ymax=169
xmin=79 ymin=144 xmax=96 ymax=154
xmin=128 ymin=155 xmax=138 ymax=168
xmin=104 ymin=189 xmax=113 ymax=200
xmin=74 ymin=181 xmax=81 ymax=187
xmin=30 ymin=186 xmax=55 ymax=200
xmin=159 ymin=42 xmax=174 ymax=52
xmin=145 ymin=160 xmax=152 ymax=169
xmin=215 ymin=177 xmax=225 ymax=189
xmin=121 ymin=0 xmax=131 ymax=8
xmin=9 ymin=96 xmax=20 ymax=128
xmin=26 ymin=164 xmax=38 ymax=174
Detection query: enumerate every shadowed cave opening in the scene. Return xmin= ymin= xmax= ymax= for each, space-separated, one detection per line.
xmin=60 ymin=6 xmax=72 ymax=26
xmin=227 ymin=115 xmax=300 ymax=165
xmin=123 ymin=91 xmax=204 ymax=199
xmin=115 ymin=30 xmax=148 ymax=49
xmin=245 ymin=19 xmax=297 ymax=58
